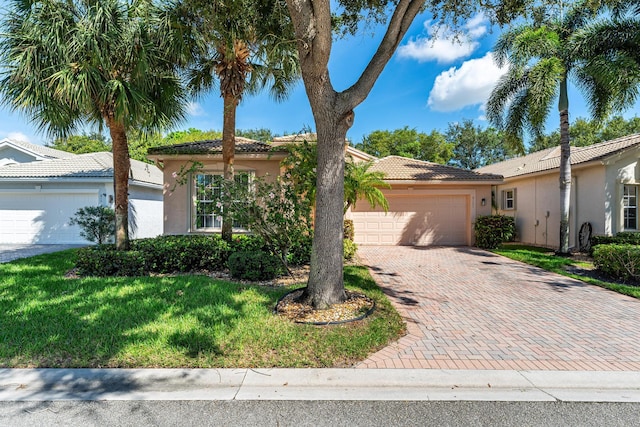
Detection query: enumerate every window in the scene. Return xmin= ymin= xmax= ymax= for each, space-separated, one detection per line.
xmin=623 ymin=185 xmax=638 ymax=230
xmin=502 ymin=189 xmax=516 ymax=210
xmin=193 ymin=172 xmax=253 ymax=230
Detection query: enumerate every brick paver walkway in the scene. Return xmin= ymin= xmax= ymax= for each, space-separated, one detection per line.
xmin=356 ymin=246 xmax=640 ymax=370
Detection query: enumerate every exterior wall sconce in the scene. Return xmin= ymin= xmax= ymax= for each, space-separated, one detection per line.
xmin=481 ymin=198 xmax=486 ymax=206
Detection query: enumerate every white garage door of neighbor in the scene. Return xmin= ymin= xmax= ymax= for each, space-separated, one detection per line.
xmin=0 ymin=192 xmax=99 ymax=244
xmin=352 ymin=195 xmax=469 ymax=246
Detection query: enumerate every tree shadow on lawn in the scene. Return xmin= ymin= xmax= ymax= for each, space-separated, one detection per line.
xmin=0 ymin=259 xmax=284 ymax=367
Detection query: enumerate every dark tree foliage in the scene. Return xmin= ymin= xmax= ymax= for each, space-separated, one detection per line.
xmin=355 ymin=127 xmax=453 ymax=164
xmin=445 ymin=120 xmax=518 ymax=169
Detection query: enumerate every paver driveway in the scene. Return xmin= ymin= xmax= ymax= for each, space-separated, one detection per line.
xmin=356 ymin=246 xmax=640 ymax=370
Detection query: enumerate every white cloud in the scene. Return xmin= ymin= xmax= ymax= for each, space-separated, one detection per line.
xmin=186 ymin=101 xmax=206 ymax=117
xmin=6 ymin=132 xmax=30 ymax=142
xmin=397 ymin=14 xmax=487 ymax=64
xmin=427 ymin=52 xmax=508 ymax=112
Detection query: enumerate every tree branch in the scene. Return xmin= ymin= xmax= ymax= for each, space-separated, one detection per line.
xmin=341 ymin=0 xmax=424 ymax=110
xmin=285 ymin=0 xmax=332 ymax=77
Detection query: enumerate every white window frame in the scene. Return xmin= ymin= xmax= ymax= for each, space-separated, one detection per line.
xmin=192 ymin=171 xmax=254 ymax=231
xmin=622 ymin=184 xmax=638 ymax=231
xmin=502 ymin=189 xmax=516 ymax=210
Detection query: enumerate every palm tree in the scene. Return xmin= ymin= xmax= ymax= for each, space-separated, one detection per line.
xmin=486 ymin=0 xmax=640 ymax=254
xmin=184 ymin=0 xmax=299 ymax=241
xmin=344 ymin=161 xmax=390 ymax=214
xmin=0 ymin=0 xmax=190 ymax=250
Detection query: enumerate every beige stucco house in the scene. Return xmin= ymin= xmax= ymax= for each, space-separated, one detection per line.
xmin=476 ymin=134 xmax=640 ymax=250
xmin=148 ymin=134 xmax=502 ymax=246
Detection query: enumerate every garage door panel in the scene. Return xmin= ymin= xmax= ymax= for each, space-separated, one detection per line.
xmin=352 ymin=195 xmax=469 ymax=246
xmin=0 ymin=192 xmax=99 ymax=244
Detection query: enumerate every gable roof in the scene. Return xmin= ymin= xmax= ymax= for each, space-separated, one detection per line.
xmin=147 ymin=137 xmax=287 ymax=156
xmin=0 ymin=152 xmax=162 ymax=186
xmin=371 ymin=156 xmax=503 ymax=182
xmin=476 ymin=134 xmax=640 ymax=178
xmin=0 ymin=138 xmax=76 ymax=161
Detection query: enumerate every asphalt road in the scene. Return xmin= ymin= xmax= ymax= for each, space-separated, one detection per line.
xmin=1 ymin=401 xmax=639 ymax=426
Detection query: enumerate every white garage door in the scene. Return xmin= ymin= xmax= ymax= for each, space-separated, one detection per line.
xmin=0 ymin=192 xmax=99 ymax=244
xmin=352 ymin=195 xmax=469 ymax=246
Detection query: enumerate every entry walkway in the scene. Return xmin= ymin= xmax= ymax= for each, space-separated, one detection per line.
xmin=356 ymin=246 xmax=640 ymax=371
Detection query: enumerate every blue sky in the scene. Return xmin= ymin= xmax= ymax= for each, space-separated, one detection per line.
xmin=1 ymin=10 xmax=639 ymax=147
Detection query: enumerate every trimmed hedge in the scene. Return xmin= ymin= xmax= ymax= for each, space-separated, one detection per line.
xmin=132 ymin=234 xmax=231 ymax=273
xmin=593 ymin=244 xmax=640 ymax=283
xmin=344 ymin=239 xmax=358 ymax=261
xmin=474 ymin=215 xmax=516 ymax=249
xmin=228 ymin=250 xmax=283 ymax=281
xmin=75 ymin=233 xmax=354 ymax=278
xmin=76 ymin=246 xmax=146 ymax=277
xmin=591 ymin=232 xmax=640 ymax=254
xmin=343 ymin=219 xmax=355 ymax=241
xmin=287 ymin=233 xmax=313 ymax=266
xmin=75 ymin=234 xmax=258 ymax=277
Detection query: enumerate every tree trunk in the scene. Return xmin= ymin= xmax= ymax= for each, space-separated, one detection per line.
xmin=285 ymin=0 xmax=424 ymax=308
xmin=301 ymin=117 xmax=350 ymax=308
xmin=558 ymin=80 xmax=571 ymax=255
xmin=105 ymin=116 xmax=131 ymax=250
xmin=221 ymin=93 xmax=237 ymax=242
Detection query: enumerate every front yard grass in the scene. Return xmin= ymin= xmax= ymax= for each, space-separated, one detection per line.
xmin=0 ymin=250 xmax=405 ymax=368
xmin=493 ymin=244 xmax=640 ymax=299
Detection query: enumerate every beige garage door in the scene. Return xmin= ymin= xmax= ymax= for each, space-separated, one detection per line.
xmin=352 ymin=195 xmax=469 ymax=246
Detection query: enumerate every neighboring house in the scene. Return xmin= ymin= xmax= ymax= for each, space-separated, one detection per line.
xmin=148 ymin=134 xmax=502 ymax=246
xmin=476 ymin=134 xmax=640 ymax=249
xmin=0 ymin=138 xmax=163 ymax=244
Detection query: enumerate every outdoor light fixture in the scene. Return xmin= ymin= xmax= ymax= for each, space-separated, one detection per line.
xmin=481 ymin=198 xmax=486 ymax=206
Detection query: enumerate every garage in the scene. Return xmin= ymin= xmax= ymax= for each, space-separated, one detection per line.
xmin=352 ymin=194 xmax=470 ymax=246
xmin=0 ymin=191 xmax=99 ymax=244
xmin=347 ymin=156 xmax=504 ymax=247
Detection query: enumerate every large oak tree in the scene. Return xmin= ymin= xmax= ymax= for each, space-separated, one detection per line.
xmin=284 ymin=0 xmax=516 ymax=308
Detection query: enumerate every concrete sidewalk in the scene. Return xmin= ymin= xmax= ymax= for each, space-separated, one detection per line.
xmin=2 ymin=369 xmax=639 ymax=402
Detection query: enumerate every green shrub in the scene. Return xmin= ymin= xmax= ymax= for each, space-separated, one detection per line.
xmin=591 ymin=232 xmax=640 ymax=254
xmin=593 ymin=244 xmax=640 ymax=282
xmin=75 ymin=246 xmax=146 ymax=276
xmin=227 ymin=250 xmax=283 ymax=281
xmin=344 ymin=239 xmax=358 ymax=261
xmin=474 ymin=215 xmax=516 ymax=249
xmin=343 ymin=219 xmax=355 ymax=241
xmin=132 ymin=235 xmax=230 ymax=273
xmin=68 ymin=206 xmax=115 ymax=244
xmin=287 ymin=233 xmax=313 ymax=266
xmin=229 ymin=235 xmax=269 ymax=253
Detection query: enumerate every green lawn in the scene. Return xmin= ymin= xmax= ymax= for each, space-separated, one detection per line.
xmin=0 ymin=250 xmax=405 ymax=368
xmin=493 ymin=244 xmax=640 ymax=299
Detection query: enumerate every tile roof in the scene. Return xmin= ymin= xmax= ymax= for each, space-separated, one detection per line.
xmin=371 ymin=156 xmax=503 ymax=182
xmin=147 ymin=137 xmax=287 ymax=155
xmin=0 ymin=138 xmax=76 ymax=160
xmin=0 ymin=152 xmax=162 ymax=185
xmin=476 ymin=134 xmax=640 ymax=178
xmin=271 ymin=133 xmax=317 ymax=145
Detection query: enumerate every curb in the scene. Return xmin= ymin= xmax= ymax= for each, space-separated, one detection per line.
xmin=2 ymin=368 xmax=640 ymax=402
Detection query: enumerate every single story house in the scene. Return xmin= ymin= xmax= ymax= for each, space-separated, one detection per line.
xmin=476 ymin=134 xmax=640 ymax=249
xmin=148 ymin=134 xmax=503 ymax=246
xmin=0 ymin=138 xmax=164 ymax=244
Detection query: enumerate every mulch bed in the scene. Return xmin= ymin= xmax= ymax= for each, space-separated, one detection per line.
xmin=275 ymin=288 xmax=375 ymax=324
